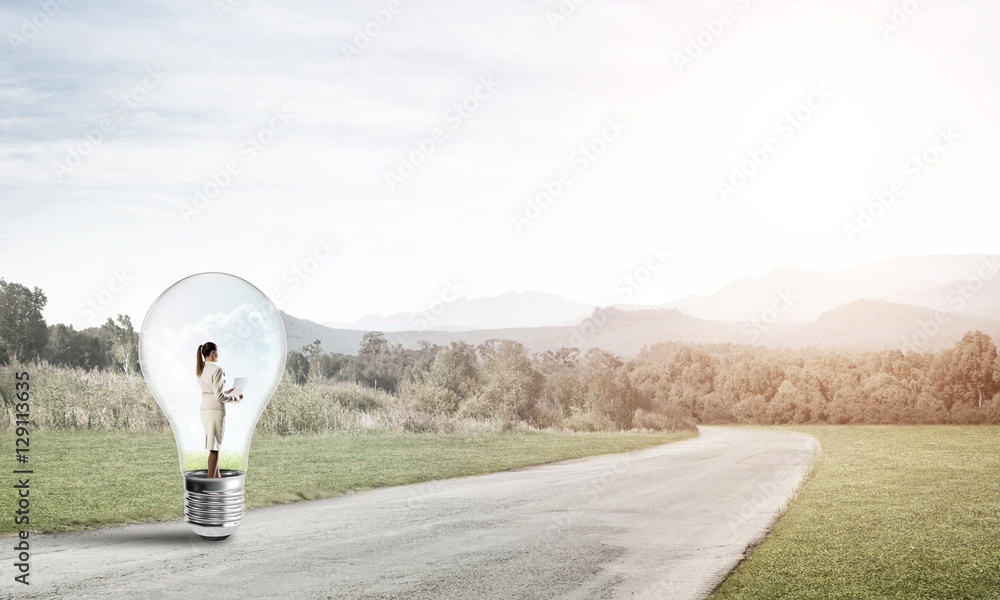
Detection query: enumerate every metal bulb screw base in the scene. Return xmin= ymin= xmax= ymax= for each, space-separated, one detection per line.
xmin=183 ymin=469 xmax=245 ymax=540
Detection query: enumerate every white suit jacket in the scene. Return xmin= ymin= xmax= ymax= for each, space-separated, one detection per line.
xmin=198 ymin=361 xmax=241 ymax=411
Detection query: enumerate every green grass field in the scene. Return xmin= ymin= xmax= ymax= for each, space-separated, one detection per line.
xmin=181 ymin=449 xmax=245 ymax=471
xmin=0 ymin=429 xmax=695 ymax=535
xmin=712 ymin=425 xmax=1000 ymax=600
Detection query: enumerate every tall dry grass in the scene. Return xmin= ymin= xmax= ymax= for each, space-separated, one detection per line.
xmin=1 ymin=361 xmax=167 ymax=431
xmin=0 ymin=362 xmax=537 ymax=435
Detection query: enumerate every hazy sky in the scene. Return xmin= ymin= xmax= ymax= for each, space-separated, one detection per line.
xmin=2 ymin=0 xmax=998 ymax=329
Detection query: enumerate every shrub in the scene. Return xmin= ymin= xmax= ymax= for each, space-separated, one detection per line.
xmin=398 ymin=381 xmax=461 ymax=414
xmin=583 ymin=370 xmax=639 ymax=429
xmin=561 ymin=409 xmax=617 ymax=432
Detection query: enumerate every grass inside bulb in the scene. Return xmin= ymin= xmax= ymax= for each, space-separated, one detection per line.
xmin=138 ymin=272 xmax=286 ymax=540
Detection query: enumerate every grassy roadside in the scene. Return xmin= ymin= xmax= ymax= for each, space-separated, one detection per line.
xmin=0 ymin=429 xmax=696 ymax=535
xmin=712 ymin=425 xmax=1000 ymax=600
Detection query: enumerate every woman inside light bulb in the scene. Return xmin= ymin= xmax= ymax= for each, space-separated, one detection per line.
xmin=195 ymin=341 xmax=243 ymax=478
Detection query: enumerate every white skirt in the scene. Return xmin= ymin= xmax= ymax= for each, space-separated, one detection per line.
xmin=201 ymin=410 xmax=225 ymax=451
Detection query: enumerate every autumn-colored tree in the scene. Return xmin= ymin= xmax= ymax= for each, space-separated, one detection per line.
xmin=584 ymin=347 xmax=623 ymax=371
xmin=765 ymin=380 xmax=809 ymax=424
xmin=949 ymin=331 xmax=1000 ymax=409
xmin=667 ymin=346 xmax=715 ymax=418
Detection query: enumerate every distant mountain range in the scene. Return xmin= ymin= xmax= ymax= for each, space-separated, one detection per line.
xmin=284 ymin=254 xmax=1000 ymax=357
xmin=659 ymin=254 xmax=1000 ymax=322
xmin=323 ymin=291 xmax=594 ymax=331
xmin=282 ymin=299 xmax=1000 ymax=358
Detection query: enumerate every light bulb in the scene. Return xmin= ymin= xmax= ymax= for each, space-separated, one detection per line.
xmin=138 ymin=272 xmax=286 ymax=540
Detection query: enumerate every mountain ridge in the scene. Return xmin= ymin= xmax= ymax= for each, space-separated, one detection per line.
xmin=286 ymin=253 xmax=1000 ymax=356
xmin=282 ymin=298 xmax=1000 ymax=358
xmin=322 ymin=290 xmax=594 ymax=332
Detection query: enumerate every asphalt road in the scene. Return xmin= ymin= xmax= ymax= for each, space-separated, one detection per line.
xmin=4 ymin=426 xmax=819 ymax=600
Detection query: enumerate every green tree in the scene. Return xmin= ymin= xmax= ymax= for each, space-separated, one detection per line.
xmin=300 ymin=338 xmax=323 ymax=360
xmin=621 ymin=359 xmax=669 ymax=412
xmin=460 ymin=339 xmax=544 ymax=421
xmin=45 ymin=323 xmax=107 ymax=370
xmin=355 ymin=331 xmax=408 ymax=392
xmin=315 ymin=352 xmax=352 ymax=380
xmin=532 ymin=347 xmax=580 ymax=375
xmin=358 ymin=331 xmax=391 ymax=362
xmin=0 ymin=278 xmax=49 ymax=362
xmin=430 ymin=340 xmax=480 ymax=400
xmin=544 ymin=375 xmax=585 ymax=415
xmin=409 ymin=340 xmax=442 ymax=373
xmin=584 ymin=369 xmax=639 ymax=429
xmin=100 ymin=314 xmax=139 ymax=377
xmin=286 ymin=351 xmax=310 ymax=385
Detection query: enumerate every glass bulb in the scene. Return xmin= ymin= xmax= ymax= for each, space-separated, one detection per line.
xmin=138 ymin=272 xmax=286 ymax=540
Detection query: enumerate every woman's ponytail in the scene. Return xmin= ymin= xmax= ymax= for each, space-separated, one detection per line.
xmin=196 ymin=342 xmax=218 ymax=377
xmin=196 ymin=344 xmax=206 ymax=377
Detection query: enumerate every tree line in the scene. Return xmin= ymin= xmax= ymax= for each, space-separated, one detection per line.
xmin=4 ymin=276 xmax=1000 ymax=429
xmin=631 ymin=332 xmax=1000 ymax=424
xmin=284 ymin=332 xmax=660 ymax=430
xmin=285 ymin=329 xmax=1000 ymax=427
xmin=0 ymin=279 xmax=139 ymax=375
